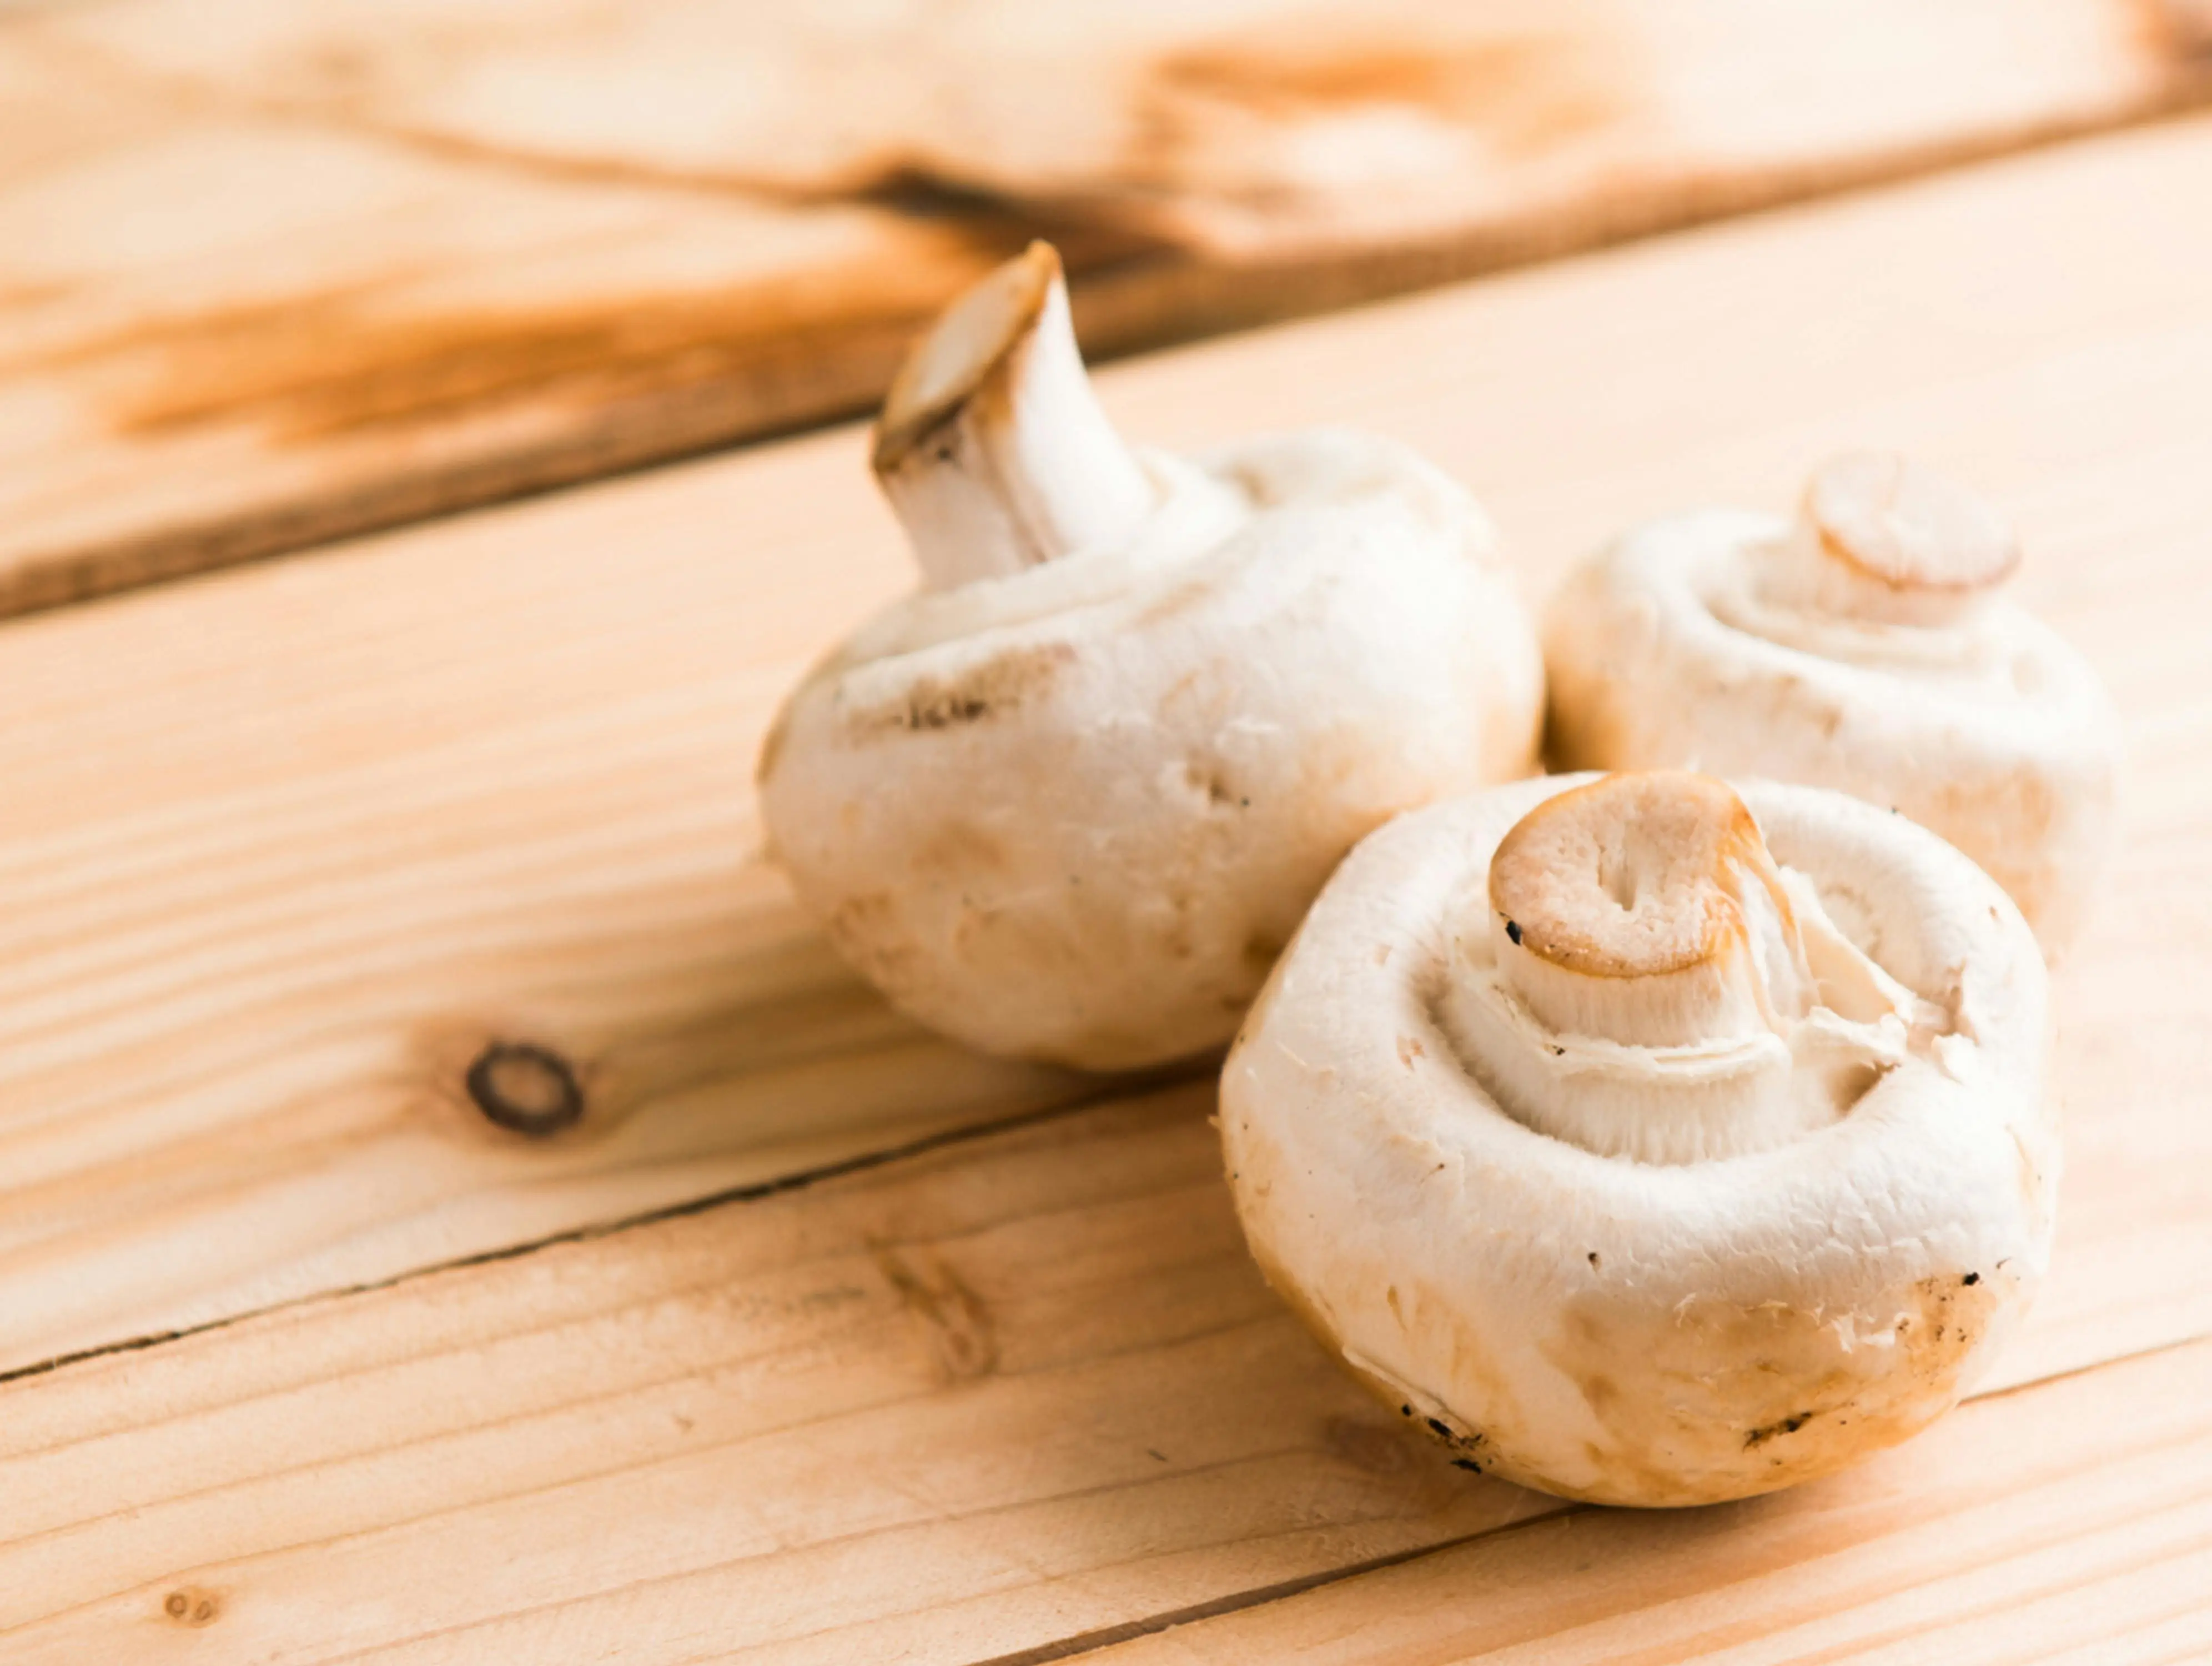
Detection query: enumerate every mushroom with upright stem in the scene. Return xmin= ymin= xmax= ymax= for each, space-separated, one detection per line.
xmin=760 ymin=243 xmax=1545 ymax=1069
xmin=1544 ymin=453 xmax=2121 ymax=952
xmin=1223 ymin=769 xmax=2056 ymax=1506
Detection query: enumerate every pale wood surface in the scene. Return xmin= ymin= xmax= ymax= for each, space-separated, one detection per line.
xmin=0 ymin=1086 xmax=2196 ymax=1664
xmin=1084 ymin=1336 xmax=2212 ymax=1665
xmin=0 ymin=1088 xmax=1551 ymax=1663
xmin=0 ymin=456 xmax=1095 ymax=1371
xmin=4 ymin=114 xmax=2212 ymax=1661
xmin=2 ymin=0 xmax=2207 ymax=615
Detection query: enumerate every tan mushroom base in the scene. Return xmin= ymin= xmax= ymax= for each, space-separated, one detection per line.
xmin=1249 ymin=1225 xmax=2014 ymax=1508
xmin=1221 ymin=773 xmax=2056 ymax=1506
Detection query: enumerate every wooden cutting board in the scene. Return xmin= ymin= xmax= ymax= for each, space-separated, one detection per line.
xmin=2 ymin=111 xmax=2210 ymax=1660
xmin=2 ymin=0 xmax=2207 ymax=617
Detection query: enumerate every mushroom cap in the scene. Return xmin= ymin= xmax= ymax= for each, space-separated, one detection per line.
xmin=1221 ymin=773 xmax=2056 ymax=1506
xmin=1544 ymin=471 xmax=2120 ymax=952
xmin=761 ymin=429 xmax=1544 ymax=1070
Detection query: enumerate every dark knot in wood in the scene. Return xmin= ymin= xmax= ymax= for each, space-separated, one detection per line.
xmin=465 ymin=1040 xmax=584 ymax=1136
xmin=163 ymin=1587 xmax=221 ymax=1627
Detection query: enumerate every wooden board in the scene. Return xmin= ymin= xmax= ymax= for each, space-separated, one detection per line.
xmin=0 ymin=448 xmax=1098 ymax=1371
xmin=1082 ymin=1334 xmax=2212 ymax=1664
xmin=0 ymin=1087 xmax=1547 ymax=1662
xmin=0 ymin=1084 xmax=2204 ymax=1665
xmin=5 ymin=90 xmax=2212 ymax=1666
xmin=6 ymin=113 xmax=2212 ymax=1387
xmin=3 ymin=0 xmax=2209 ymax=615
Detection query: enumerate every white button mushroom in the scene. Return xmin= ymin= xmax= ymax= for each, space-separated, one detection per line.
xmin=1222 ymin=770 xmax=2055 ymax=1506
xmin=1544 ymin=454 xmax=2121 ymax=951
xmin=760 ymin=243 xmax=1544 ymax=1070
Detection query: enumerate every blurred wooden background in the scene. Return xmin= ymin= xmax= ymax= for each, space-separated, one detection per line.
xmin=3 ymin=0 xmax=2208 ymax=615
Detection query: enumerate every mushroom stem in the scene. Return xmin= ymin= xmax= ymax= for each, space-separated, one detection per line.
xmin=1487 ymin=772 xmax=1814 ymax=1052
xmin=1764 ymin=452 xmax=2019 ymax=628
xmin=873 ymin=242 xmax=1157 ymax=590
xmin=1451 ymin=772 xmax=1910 ymax=1165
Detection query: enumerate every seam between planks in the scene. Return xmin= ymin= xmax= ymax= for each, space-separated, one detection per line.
xmin=0 ymin=1315 xmax=1292 ymax=1639
xmin=964 ymin=1525 xmax=1548 ymax=1666
xmin=1007 ymin=1332 xmax=2212 ymax=1666
xmin=7 ymin=88 xmax=2212 ymax=625
xmin=0 ymin=1069 xmax=1199 ymax=1389
xmin=3 ymin=1076 xmax=2205 ymax=1653
xmin=13 ymin=1328 xmax=2205 ymax=1660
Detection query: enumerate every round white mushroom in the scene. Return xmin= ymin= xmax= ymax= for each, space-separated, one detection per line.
xmin=1222 ymin=770 xmax=2056 ymax=1506
xmin=761 ymin=243 xmax=1544 ymax=1069
xmin=1544 ymin=453 xmax=2121 ymax=951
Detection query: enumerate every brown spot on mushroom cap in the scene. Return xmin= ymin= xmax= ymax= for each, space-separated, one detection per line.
xmin=1803 ymin=451 xmax=2020 ymax=595
xmin=1137 ymin=570 xmax=1226 ymax=630
xmin=1182 ymin=756 xmax=1240 ymax=810
xmin=917 ymin=820 xmax=1009 ymax=885
xmin=1532 ymin=1272 xmax=2004 ymax=1505
xmin=1487 ymin=771 xmax=1791 ymax=979
xmin=850 ymin=642 xmax=1075 ymax=736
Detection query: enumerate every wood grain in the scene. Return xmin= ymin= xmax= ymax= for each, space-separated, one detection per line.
xmin=0 ymin=1088 xmax=1554 ymax=1663
xmin=3 ymin=113 xmax=2211 ymax=1389
xmin=1080 ymin=1336 xmax=2212 ymax=1665
xmin=0 ymin=458 xmax=1102 ymax=1372
xmin=0 ymin=1082 xmax=2196 ymax=1665
xmin=3 ymin=0 xmax=2208 ymax=614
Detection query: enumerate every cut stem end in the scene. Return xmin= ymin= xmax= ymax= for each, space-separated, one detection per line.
xmin=873 ymin=241 xmax=1155 ymax=590
xmin=1487 ymin=772 xmax=1811 ymax=1051
xmin=1771 ymin=451 xmax=2019 ymax=627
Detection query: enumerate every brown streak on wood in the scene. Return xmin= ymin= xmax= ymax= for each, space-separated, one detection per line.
xmin=74 ymin=263 xmax=1012 ymax=447
xmin=853 ymin=644 xmax=1078 ymax=739
xmin=2135 ymin=0 xmax=2212 ymax=60
xmin=4 ymin=1 xmax=2211 ymax=621
xmin=4 ymin=114 xmax=2212 ymax=1660
xmin=1147 ymin=28 xmax=1636 ymax=170
xmin=874 ymin=1243 xmax=1001 ymax=1384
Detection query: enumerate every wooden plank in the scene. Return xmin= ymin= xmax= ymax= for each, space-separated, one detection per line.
xmin=1079 ymin=1337 xmax=2212 ymax=1665
xmin=0 ymin=1082 xmax=2198 ymax=1666
xmin=4 ymin=114 xmax=2212 ymax=1381
xmin=0 ymin=1087 xmax=1550 ymax=1662
xmin=0 ymin=435 xmax=1097 ymax=1371
xmin=3 ymin=0 xmax=2209 ymax=614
